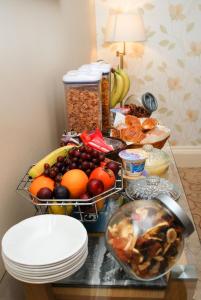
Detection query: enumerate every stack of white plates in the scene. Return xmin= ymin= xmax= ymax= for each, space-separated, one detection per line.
xmin=1 ymin=214 xmax=88 ymax=284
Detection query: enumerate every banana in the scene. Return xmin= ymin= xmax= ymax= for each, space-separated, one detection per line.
xmin=110 ymin=71 xmax=124 ymax=108
xmin=48 ymin=203 xmax=73 ymax=215
xmin=28 ymin=145 xmax=73 ymax=178
xmin=116 ymin=68 xmax=130 ymax=103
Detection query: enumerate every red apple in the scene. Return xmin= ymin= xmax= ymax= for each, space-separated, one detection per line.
xmin=106 ymin=161 xmax=120 ymax=177
xmin=79 ymin=193 xmax=90 ymax=200
xmin=87 ymin=179 xmax=104 ymax=196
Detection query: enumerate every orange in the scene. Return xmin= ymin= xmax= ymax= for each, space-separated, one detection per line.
xmin=61 ymin=169 xmax=88 ymax=199
xmin=29 ymin=175 xmax=54 ymax=196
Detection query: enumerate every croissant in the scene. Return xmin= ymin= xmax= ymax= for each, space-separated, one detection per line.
xmin=120 ymin=127 xmax=145 ymax=143
xmin=125 ymin=115 xmax=141 ymax=128
xmin=142 ymin=118 xmax=158 ymax=131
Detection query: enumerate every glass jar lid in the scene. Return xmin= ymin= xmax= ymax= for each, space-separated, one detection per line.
xmin=126 ymin=176 xmax=181 ymax=201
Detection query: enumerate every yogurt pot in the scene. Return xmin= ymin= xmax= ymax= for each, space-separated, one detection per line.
xmin=119 ymin=149 xmax=148 ymax=177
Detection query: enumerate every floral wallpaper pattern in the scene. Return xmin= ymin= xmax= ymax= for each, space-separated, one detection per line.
xmin=95 ymin=0 xmax=201 ymax=146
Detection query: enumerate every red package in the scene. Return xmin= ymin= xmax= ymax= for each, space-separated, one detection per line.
xmin=80 ymin=129 xmax=113 ymax=153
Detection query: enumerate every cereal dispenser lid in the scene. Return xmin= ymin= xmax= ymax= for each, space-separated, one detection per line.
xmin=63 ymin=70 xmax=101 ymax=83
xmin=156 ymin=193 xmax=194 ymax=237
xmin=91 ymin=62 xmax=111 ymax=74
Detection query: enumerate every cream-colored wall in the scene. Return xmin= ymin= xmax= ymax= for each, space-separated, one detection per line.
xmin=0 ymin=0 xmax=96 ymax=279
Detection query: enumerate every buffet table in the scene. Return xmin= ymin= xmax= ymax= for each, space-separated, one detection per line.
xmin=23 ymin=143 xmax=201 ymax=300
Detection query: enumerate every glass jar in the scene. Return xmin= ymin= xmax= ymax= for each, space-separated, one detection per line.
xmin=63 ymin=72 xmax=102 ymax=133
xmin=105 ymin=194 xmax=194 ymax=281
xmin=143 ymin=144 xmax=170 ymax=176
xmin=124 ymin=92 xmax=158 ymax=117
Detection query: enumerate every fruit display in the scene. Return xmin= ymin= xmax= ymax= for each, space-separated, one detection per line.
xmin=106 ymin=200 xmax=185 ymax=280
xmin=110 ymin=68 xmax=130 ymax=108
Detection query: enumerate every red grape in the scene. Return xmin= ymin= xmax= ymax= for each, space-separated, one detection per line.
xmin=72 ymin=157 xmax=78 ymax=163
xmin=73 ymin=149 xmax=80 ymax=158
xmin=92 ymin=158 xmax=98 ymax=164
xmin=106 ymin=161 xmax=119 ymax=176
xmin=92 ymin=150 xmax=99 ymax=158
xmin=79 ymin=146 xmax=85 ymax=152
xmin=52 ymin=166 xmax=59 ymax=173
xmin=65 ymin=158 xmax=70 ymax=165
xmin=55 ymin=162 xmax=63 ymax=170
xmin=55 ymin=174 xmax=62 ymax=182
xmin=69 ymin=162 xmax=77 ymax=170
xmin=85 ymin=153 xmax=91 ymax=160
xmin=99 ymin=153 xmax=105 ymax=162
xmin=57 ymin=156 xmax=64 ymax=162
xmin=86 ymin=147 xmax=93 ymax=154
xmin=44 ymin=163 xmax=50 ymax=169
xmin=68 ymin=149 xmax=75 ymax=157
xmin=80 ymin=152 xmax=88 ymax=160
xmin=49 ymin=169 xmax=57 ymax=178
xmin=44 ymin=169 xmax=50 ymax=176
xmin=82 ymin=161 xmax=90 ymax=170
xmin=61 ymin=166 xmax=68 ymax=173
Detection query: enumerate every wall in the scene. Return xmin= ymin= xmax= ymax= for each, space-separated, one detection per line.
xmin=0 ymin=0 xmax=96 ymax=280
xmin=95 ymin=0 xmax=201 ymax=146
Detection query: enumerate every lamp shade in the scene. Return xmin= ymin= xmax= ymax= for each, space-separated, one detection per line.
xmin=105 ymin=12 xmax=146 ymax=43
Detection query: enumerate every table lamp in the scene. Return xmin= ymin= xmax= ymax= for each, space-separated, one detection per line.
xmin=105 ymin=12 xmax=146 ymax=69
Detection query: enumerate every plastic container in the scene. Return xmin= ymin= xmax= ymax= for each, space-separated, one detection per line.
xmin=63 ymin=71 xmax=102 ymax=133
xmin=91 ymin=62 xmax=111 ymax=132
xmin=143 ymin=144 xmax=170 ymax=176
xmin=119 ymin=149 xmax=148 ymax=177
xmin=105 ymin=194 xmax=194 ymax=281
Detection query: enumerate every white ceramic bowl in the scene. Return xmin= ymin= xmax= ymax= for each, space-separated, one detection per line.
xmin=2 ymin=214 xmax=87 ymax=266
xmin=2 ymin=247 xmax=88 ymax=276
xmin=5 ymin=251 xmax=87 ymax=284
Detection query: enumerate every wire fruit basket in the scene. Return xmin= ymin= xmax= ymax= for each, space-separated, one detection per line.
xmin=17 ymin=163 xmax=123 ymax=223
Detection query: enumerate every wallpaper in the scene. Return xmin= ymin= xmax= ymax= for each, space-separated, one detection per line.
xmin=95 ymin=0 xmax=201 ymax=146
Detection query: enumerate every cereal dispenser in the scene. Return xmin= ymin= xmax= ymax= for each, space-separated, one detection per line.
xmin=63 ymin=71 xmax=102 ymax=133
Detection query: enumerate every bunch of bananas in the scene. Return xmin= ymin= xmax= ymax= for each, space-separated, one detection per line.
xmin=110 ymin=68 xmax=130 ymax=108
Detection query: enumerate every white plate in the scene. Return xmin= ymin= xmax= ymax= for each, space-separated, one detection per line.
xmin=2 ymin=237 xmax=88 ymax=269
xmin=2 ymin=247 xmax=88 ymax=276
xmin=2 ymin=215 xmax=87 ymax=266
xmin=5 ymin=251 xmax=87 ymax=284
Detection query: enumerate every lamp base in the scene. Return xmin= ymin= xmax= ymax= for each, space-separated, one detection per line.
xmin=116 ymin=41 xmax=126 ymax=69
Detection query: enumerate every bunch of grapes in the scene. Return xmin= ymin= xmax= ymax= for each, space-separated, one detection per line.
xmin=43 ymin=146 xmax=105 ymax=181
xmin=68 ymin=146 xmax=105 ymax=176
xmin=43 ymin=156 xmax=68 ymax=183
